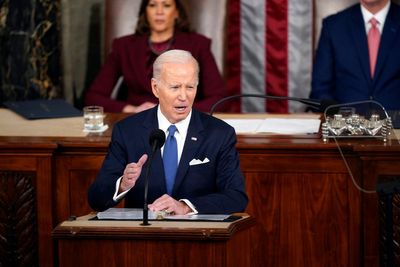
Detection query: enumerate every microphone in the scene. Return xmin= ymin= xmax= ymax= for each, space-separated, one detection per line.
xmin=142 ymin=129 xmax=165 ymax=226
xmin=149 ymin=129 xmax=166 ymax=151
xmin=209 ymin=93 xmax=336 ymax=115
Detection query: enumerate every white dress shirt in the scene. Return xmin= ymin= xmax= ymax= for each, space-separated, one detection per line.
xmin=112 ymin=106 xmax=198 ymax=214
xmin=361 ymin=1 xmax=390 ymax=34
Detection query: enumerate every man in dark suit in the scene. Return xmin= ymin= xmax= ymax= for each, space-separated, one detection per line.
xmin=88 ymin=49 xmax=248 ymax=215
xmin=310 ymin=0 xmax=400 ymax=110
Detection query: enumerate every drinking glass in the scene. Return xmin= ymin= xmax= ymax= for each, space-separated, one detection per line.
xmin=83 ymin=106 xmax=104 ymax=131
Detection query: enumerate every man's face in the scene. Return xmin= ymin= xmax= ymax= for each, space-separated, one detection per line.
xmin=152 ymin=61 xmax=198 ymax=124
xmin=361 ymin=0 xmax=387 ymax=4
xmin=360 ymin=0 xmax=389 ymax=11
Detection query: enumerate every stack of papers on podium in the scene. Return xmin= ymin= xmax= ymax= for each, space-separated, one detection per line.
xmin=97 ymin=208 xmax=230 ymax=221
xmin=223 ymin=118 xmax=321 ymax=134
xmin=97 ymin=208 xmax=160 ymax=220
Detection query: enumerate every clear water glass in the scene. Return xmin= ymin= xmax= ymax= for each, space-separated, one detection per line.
xmin=83 ymin=106 xmax=104 ymax=131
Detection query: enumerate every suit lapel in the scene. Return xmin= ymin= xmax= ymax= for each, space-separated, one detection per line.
xmin=373 ymin=3 xmax=400 ymax=84
xmin=350 ymin=5 xmax=371 ymax=84
xmin=142 ymin=106 xmax=160 ymax=152
xmin=172 ymin=110 xmax=204 ymax=195
xmin=141 ymin=107 xmax=166 ymax=191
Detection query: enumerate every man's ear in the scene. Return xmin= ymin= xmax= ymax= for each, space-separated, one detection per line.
xmin=151 ymin=78 xmax=160 ymax=98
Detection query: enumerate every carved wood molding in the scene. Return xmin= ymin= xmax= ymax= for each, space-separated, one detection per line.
xmin=377 ymin=175 xmax=400 ymax=267
xmin=0 ymin=171 xmax=38 ymax=267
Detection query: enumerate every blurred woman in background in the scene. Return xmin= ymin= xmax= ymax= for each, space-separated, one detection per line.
xmin=85 ymin=0 xmax=226 ymax=113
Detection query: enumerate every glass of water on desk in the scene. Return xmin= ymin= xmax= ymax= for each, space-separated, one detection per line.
xmin=83 ymin=106 xmax=104 ymax=131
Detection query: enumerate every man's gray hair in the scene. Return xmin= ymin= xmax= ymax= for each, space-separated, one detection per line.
xmin=153 ymin=49 xmax=199 ymax=83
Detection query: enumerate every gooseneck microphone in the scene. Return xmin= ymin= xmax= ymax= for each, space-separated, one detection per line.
xmin=209 ymin=93 xmax=337 ymax=115
xmin=142 ymin=129 xmax=165 ymax=226
xmin=149 ymin=129 xmax=166 ymax=151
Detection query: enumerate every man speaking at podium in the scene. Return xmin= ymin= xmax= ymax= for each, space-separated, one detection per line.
xmin=88 ymin=49 xmax=248 ymax=215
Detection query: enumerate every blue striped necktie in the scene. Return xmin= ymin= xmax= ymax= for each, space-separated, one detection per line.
xmin=163 ymin=125 xmax=178 ymax=195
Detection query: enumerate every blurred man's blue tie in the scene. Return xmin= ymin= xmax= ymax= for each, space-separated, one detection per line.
xmin=163 ymin=125 xmax=178 ymax=195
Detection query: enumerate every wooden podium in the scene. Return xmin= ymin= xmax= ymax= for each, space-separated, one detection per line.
xmin=3 ymin=110 xmax=400 ymax=266
xmin=52 ymin=213 xmax=255 ymax=267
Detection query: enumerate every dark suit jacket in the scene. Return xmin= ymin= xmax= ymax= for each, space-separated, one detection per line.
xmin=88 ymin=106 xmax=248 ymax=214
xmin=310 ymin=3 xmax=400 ymax=110
xmin=85 ymin=31 xmax=226 ymax=113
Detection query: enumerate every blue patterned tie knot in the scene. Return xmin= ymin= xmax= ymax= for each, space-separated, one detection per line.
xmin=163 ymin=125 xmax=178 ymax=195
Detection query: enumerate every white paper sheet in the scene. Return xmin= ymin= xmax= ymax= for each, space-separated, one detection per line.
xmin=223 ymin=119 xmax=264 ymax=134
xmin=224 ymin=118 xmax=321 ymax=135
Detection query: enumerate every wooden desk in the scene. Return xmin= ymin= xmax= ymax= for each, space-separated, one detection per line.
xmin=52 ymin=213 xmax=255 ymax=267
xmin=1 ymin=112 xmax=399 ymax=266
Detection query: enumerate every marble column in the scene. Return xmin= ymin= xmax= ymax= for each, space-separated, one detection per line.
xmin=0 ymin=0 xmax=62 ymax=104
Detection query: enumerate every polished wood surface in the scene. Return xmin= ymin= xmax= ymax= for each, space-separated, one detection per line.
xmin=53 ymin=214 xmax=255 ymax=267
xmin=0 ymin=113 xmax=124 ymax=267
xmin=1 ymin=112 xmax=399 ymax=266
xmin=53 ymin=213 xmax=254 ymax=239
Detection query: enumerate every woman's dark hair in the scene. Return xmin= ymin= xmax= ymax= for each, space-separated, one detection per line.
xmin=135 ymin=0 xmax=191 ymax=35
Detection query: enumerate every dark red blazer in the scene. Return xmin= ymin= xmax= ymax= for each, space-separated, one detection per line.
xmin=85 ymin=31 xmax=227 ymax=112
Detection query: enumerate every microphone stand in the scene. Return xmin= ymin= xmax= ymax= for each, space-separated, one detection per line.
xmin=141 ymin=141 xmax=158 ymax=226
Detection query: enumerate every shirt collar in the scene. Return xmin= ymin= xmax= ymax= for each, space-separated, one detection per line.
xmin=157 ymin=105 xmax=192 ymax=137
xmin=361 ymin=1 xmax=390 ymax=30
